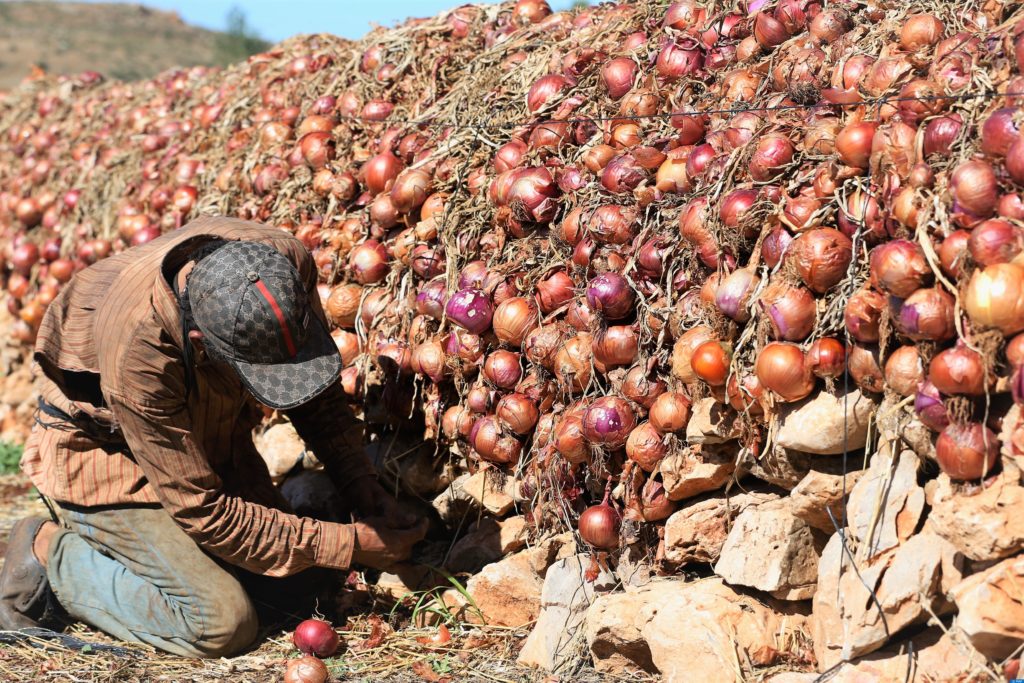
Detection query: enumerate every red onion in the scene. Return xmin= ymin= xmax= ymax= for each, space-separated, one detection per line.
xmin=656 ymin=39 xmax=704 ymax=81
xmin=929 ymin=343 xmax=989 ymax=396
xmin=922 ymin=113 xmax=963 ymax=159
xmin=968 ymin=219 xmax=1024 ymax=266
xmin=578 ymin=490 xmax=621 ymax=549
xmin=602 ymin=58 xmax=637 ymax=100
xmin=527 ymin=74 xmax=572 ymax=113
xmin=759 ymin=281 xmax=816 ymax=341
xmin=586 ymin=273 xmax=635 ymax=320
xmin=715 ymin=268 xmax=760 ymax=322
xmin=582 ymin=396 xmax=636 ymax=449
xmin=790 ymin=228 xmax=853 ymax=293
xmin=981 ymin=107 xmax=1024 ymax=157
xmin=915 ymin=380 xmax=949 ymax=432
xmin=936 ymin=423 xmax=999 ymax=480
xmin=894 ymin=288 xmax=956 ymax=342
xmin=484 ymin=350 xmax=523 ymax=389
xmin=950 ymin=159 xmax=997 ymax=220
xmin=869 ymin=239 xmax=932 ymax=298
xmin=293 ymin=619 xmax=339 ymax=657
xmin=446 ymin=289 xmax=494 ymax=334
xmin=416 ymin=280 xmax=448 ymax=320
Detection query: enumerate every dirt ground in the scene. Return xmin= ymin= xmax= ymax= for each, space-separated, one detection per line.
xmin=0 ymin=472 xmax=656 ymax=683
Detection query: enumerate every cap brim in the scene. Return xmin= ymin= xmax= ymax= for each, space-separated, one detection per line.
xmin=228 ymin=316 xmax=342 ymax=410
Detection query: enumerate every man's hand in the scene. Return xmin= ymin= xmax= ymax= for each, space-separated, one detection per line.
xmin=345 ymin=476 xmax=419 ymax=529
xmin=351 ymin=517 xmax=429 ymax=570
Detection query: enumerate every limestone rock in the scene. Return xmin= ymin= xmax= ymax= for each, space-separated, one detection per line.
xmin=517 ymin=554 xmax=616 ymax=671
xmin=791 ymin=470 xmax=866 ymax=531
xmin=374 ymin=564 xmax=444 ymax=602
xmin=253 ymin=420 xmax=306 ymax=479
xmin=846 ymin=446 xmax=925 ymax=559
xmin=812 ymin=526 xmax=964 ymax=669
xmin=498 ymin=515 xmax=529 ymax=554
xmin=443 ymin=533 xmax=575 ymax=627
xmin=660 ymin=443 xmax=735 ymax=501
xmin=431 ymin=473 xmax=476 ymax=524
xmin=445 ymin=516 xmax=530 ymax=574
xmin=641 ymin=577 xmax=809 ymax=683
xmin=685 ymin=398 xmax=741 ymax=444
xmin=776 ymin=388 xmax=875 ymax=455
xmin=928 ymin=468 xmax=1024 ymax=562
xmin=664 ymin=491 xmax=779 ymax=566
xmin=615 ymin=541 xmax=655 ymax=588
xmin=585 ymin=590 xmax=657 ymax=675
xmin=587 ymin=578 xmax=808 ymax=680
xmin=715 ymin=498 xmax=824 ymax=600
xmin=462 ymin=468 xmax=515 ymax=516
xmin=764 ymin=675 xmax=817 ymax=683
xmin=825 ymin=629 xmax=990 ymax=683
xmin=951 ymin=554 xmax=1024 ymax=659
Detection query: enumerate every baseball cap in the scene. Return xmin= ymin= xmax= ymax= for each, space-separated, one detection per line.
xmin=186 ymin=240 xmax=341 ymax=410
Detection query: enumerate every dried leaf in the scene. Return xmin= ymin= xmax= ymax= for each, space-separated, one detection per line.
xmin=356 ymin=614 xmax=389 ymax=650
xmin=411 ymin=660 xmax=451 ymax=682
xmin=583 ymin=554 xmax=600 ymax=583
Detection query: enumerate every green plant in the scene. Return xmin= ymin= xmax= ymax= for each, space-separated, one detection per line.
xmin=0 ymin=441 xmax=23 ymax=475
xmin=388 ymin=567 xmax=485 ymax=627
xmin=214 ymin=6 xmax=270 ymax=65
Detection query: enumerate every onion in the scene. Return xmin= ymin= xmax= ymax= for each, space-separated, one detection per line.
xmin=691 ymin=340 xmax=730 ymax=387
xmin=626 ymin=422 xmax=667 ymax=472
xmin=914 ymin=380 xmax=949 ymax=432
xmin=416 ymin=280 xmax=448 ymax=320
xmin=442 ymin=407 xmax=474 ymax=441
xmin=649 ymin=392 xmax=691 ymax=433
xmin=981 ymin=108 xmax=1024 ymax=157
xmin=809 ymin=8 xmax=851 ymax=44
xmin=1008 ymin=333 xmax=1024 ymax=368
xmin=756 ymin=342 xmax=815 ymax=402
xmin=715 ymin=268 xmax=759 ymax=322
xmin=923 ymin=113 xmax=963 ymax=158
xmin=471 ymin=415 xmax=522 ymax=464
xmin=950 ymin=160 xmax=998 ymax=220
xmin=835 ymin=122 xmax=877 ymax=169
xmin=656 ymin=39 xmax=704 ymax=81
xmin=326 ymin=284 xmax=363 ymax=329
xmin=362 ymin=151 xmax=404 ymax=194
xmin=582 ymin=396 xmax=636 ymax=448
xmin=497 ymin=393 xmax=539 ymax=435
xmin=621 ymin=367 xmax=666 ymax=409
xmin=586 ymin=273 xmax=635 ymax=320
xmin=506 ymin=167 xmax=559 ymax=223
xmin=412 ymin=339 xmax=448 ymax=383
xmin=664 ymin=1 xmax=706 ymax=30
xmin=762 ymin=226 xmax=794 ymax=269
xmin=554 ymin=334 xmax=593 ymax=393
xmin=10 ymin=242 xmax=39 ymax=277
xmin=790 ymin=228 xmax=853 ymax=293
xmin=900 ymin=14 xmax=944 ymax=51
xmin=884 ymin=345 xmax=923 ymax=396
xmin=293 ymin=619 xmax=339 ymax=657
xmin=749 ymin=134 xmax=794 ymax=181
xmin=894 ymin=287 xmax=956 ymax=342
xmin=592 ymin=326 xmax=639 ymax=368
xmin=524 ymin=323 xmax=566 ymax=369
xmin=968 ymin=219 xmax=1023 ymax=266
xmin=807 ymin=338 xmax=846 ymax=379
xmin=848 ymin=344 xmax=884 ymax=393
xmin=390 ymin=169 xmax=432 ymax=213
xmin=637 ymin=478 xmax=675 ymax=522
xmin=332 ymin=329 xmax=361 ymax=367
xmin=284 ymin=656 xmax=329 ymax=683
xmin=754 ymin=12 xmax=789 ymax=49
xmin=938 ymin=230 xmax=970 ymax=278
xmin=492 ymin=296 xmax=538 ymax=346
xmin=759 ymin=281 xmax=816 ymax=341
xmin=446 ymin=289 xmax=494 ymax=335
xmin=870 ymin=240 xmax=932 ymax=298
xmin=602 ymin=58 xmax=637 ymax=100
xmin=929 ymin=343 xmax=989 ymax=396
xmin=484 ymin=350 xmax=522 ymax=389
xmin=965 ymin=263 xmax=1024 ymax=334
xmin=349 ymin=240 xmax=389 ymax=285
xmin=935 ymin=423 xmax=999 ymax=480
xmin=578 ymin=491 xmax=621 ymax=549
xmin=554 ymin=409 xmax=589 ymax=463
xmin=527 ymin=74 xmax=572 ymax=113
xmin=671 ymin=326 xmax=715 ymax=384
xmin=588 ymin=205 xmax=638 ymax=245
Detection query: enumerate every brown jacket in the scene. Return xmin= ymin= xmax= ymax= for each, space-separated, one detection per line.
xmin=22 ymin=216 xmax=373 ymax=576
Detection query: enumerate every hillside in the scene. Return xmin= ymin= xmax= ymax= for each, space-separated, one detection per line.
xmin=0 ymin=1 xmax=263 ymax=89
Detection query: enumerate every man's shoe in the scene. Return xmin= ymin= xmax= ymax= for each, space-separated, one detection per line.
xmin=0 ymin=517 xmax=57 ymax=630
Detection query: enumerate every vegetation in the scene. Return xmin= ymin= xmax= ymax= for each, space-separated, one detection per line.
xmin=0 ymin=441 xmax=23 ymax=475
xmin=215 ymin=6 xmax=271 ymax=65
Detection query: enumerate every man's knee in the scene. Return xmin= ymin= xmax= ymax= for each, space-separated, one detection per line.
xmin=190 ymin=581 xmax=259 ymax=658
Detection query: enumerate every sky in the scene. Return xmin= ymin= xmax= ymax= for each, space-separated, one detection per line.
xmin=80 ymin=1 xmax=580 ymax=42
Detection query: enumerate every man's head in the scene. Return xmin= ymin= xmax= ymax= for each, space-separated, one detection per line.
xmin=182 ymin=240 xmax=341 ymax=409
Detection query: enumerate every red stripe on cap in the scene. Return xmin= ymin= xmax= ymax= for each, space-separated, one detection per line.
xmin=254 ymin=280 xmax=298 ymax=357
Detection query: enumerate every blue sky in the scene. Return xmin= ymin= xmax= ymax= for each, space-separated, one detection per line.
xmin=82 ymin=1 xmax=580 ymax=42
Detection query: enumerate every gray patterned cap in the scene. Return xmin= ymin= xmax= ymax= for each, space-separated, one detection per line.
xmin=187 ymin=240 xmax=341 ymax=410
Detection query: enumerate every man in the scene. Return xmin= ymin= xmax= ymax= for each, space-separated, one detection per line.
xmin=0 ymin=216 xmax=427 ymax=657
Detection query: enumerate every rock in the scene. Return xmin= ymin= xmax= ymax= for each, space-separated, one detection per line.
xmin=253 ymin=420 xmax=307 ymax=479
xmin=825 ymin=629 xmax=991 ymax=683
xmin=928 ymin=468 xmax=1024 ymax=562
xmin=791 ymin=470 xmax=866 ymax=532
xmin=875 ymin=395 xmax=935 ymax=463
xmin=951 ymin=554 xmax=1024 ymax=659
xmin=715 ymin=498 xmax=824 ymax=600
xmin=585 ymin=590 xmax=657 ymax=675
xmin=374 ymin=564 xmax=444 ymax=602
xmin=764 ymin=675 xmax=817 ymax=683
xmin=517 ymin=554 xmax=617 ymax=671
xmin=660 ymin=443 xmax=736 ymax=501
xmin=445 ymin=516 xmax=529 ymax=573
xmin=614 ymin=541 xmax=655 ymax=588
xmin=846 ymin=446 xmax=925 ymax=559
xmin=812 ymin=525 xmax=964 ymax=669
xmin=462 ymin=468 xmax=515 ymax=516
xmin=746 ymin=445 xmax=851 ymax=490
xmin=685 ymin=398 xmax=742 ymax=444
xmin=641 ymin=577 xmax=809 ymax=682
xmin=776 ymin=388 xmax=875 ymax=455
xmin=664 ymin=491 xmax=779 ymax=566
xmin=443 ymin=533 xmax=575 ymax=627
xmin=431 ymin=473 xmax=476 ymax=524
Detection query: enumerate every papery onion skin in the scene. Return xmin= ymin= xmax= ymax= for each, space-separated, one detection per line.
xmin=492 ymin=296 xmax=538 ymax=347
xmin=844 ymin=288 xmax=886 ymax=344
xmin=807 ymin=338 xmax=846 ymax=379
xmin=626 ymin=422 xmax=667 ymax=472
xmin=848 ymin=344 xmax=884 ymax=393
xmin=935 ymin=423 xmax=999 ymax=480
xmin=929 ymin=343 xmax=989 ymax=396
xmin=586 ymin=272 xmax=636 ymax=320
xmin=671 ymin=326 xmax=715 ymax=384
xmin=497 ymin=393 xmax=540 ymax=435
xmin=715 ymin=269 xmax=760 ymax=322
xmin=894 ymin=287 xmax=956 ymax=342
xmin=968 ymin=219 xmax=1024 ymax=266
xmin=915 ymin=380 xmax=950 ymax=432
xmin=446 ymin=289 xmax=494 ymax=335
xmin=965 ymin=263 xmax=1024 ymax=335
xmin=790 ymin=229 xmax=853 ymax=294
xmin=691 ymin=340 xmax=730 ymax=387
xmin=759 ymin=281 xmax=816 ymax=341
xmin=884 ymin=345 xmax=924 ymax=397
xmin=293 ymin=619 xmax=339 ymax=657
xmin=649 ymin=392 xmax=691 ymax=433
xmin=755 ymin=342 xmax=815 ymax=402
xmin=950 ymin=160 xmax=998 ymax=220
xmin=869 ymin=240 xmax=932 ymax=298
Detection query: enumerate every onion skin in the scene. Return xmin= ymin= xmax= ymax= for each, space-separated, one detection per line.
xmin=759 ymin=281 xmax=816 ymax=341
xmin=446 ymin=289 xmax=494 ymax=335
xmin=790 ymin=229 xmax=853 ymax=294
xmin=807 ymin=338 xmax=846 ymax=379
xmin=884 ymin=345 xmax=923 ymax=397
xmin=929 ymin=343 xmax=989 ymax=396
xmin=968 ymin=219 xmax=1023 ymax=266
xmin=844 ymin=287 xmax=886 ymax=344
xmin=626 ymin=422 xmax=667 ymax=472
xmin=869 ymin=240 xmax=932 ymax=298
xmin=915 ymin=380 xmax=949 ymax=432
xmin=582 ymin=396 xmax=637 ymax=449
xmin=894 ymin=288 xmax=956 ymax=342
xmin=649 ymin=392 xmax=691 ymax=433
xmin=691 ymin=340 xmax=730 ymax=387
xmin=935 ymin=423 xmax=999 ymax=480
xmin=848 ymin=345 xmax=884 ymax=393
xmin=965 ymin=263 xmax=1024 ymax=335
xmin=671 ymin=326 xmax=715 ymax=384
xmin=755 ymin=342 xmax=815 ymax=402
